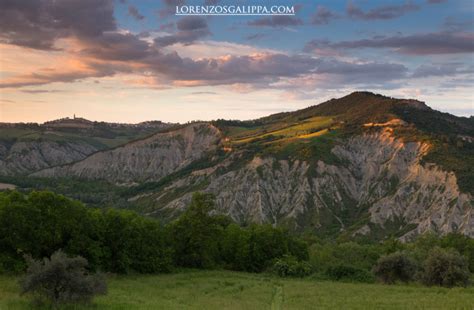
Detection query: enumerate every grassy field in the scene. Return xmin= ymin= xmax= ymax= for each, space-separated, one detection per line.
xmin=227 ymin=117 xmax=334 ymax=145
xmin=1 ymin=270 xmax=473 ymax=309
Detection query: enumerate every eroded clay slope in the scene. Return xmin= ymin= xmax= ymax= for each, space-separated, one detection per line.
xmin=149 ymin=129 xmax=472 ymax=238
xmin=33 ymin=123 xmax=222 ymax=184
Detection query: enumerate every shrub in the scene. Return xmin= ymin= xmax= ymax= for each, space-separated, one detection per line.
xmin=439 ymin=233 xmax=474 ymax=272
xmin=325 ymin=264 xmax=374 ymax=283
xmin=332 ymin=242 xmax=381 ymax=270
xmin=373 ymin=251 xmax=417 ymax=284
xmin=272 ymin=255 xmax=312 ymax=277
xmin=288 ymin=238 xmax=310 ymax=261
xmin=420 ymin=247 xmax=470 ymax=287
xmin=309 ymin=242 xmax=380 ymax=273
xmin=0 ymin=253 xmax=26 ymax=274
xmin=20 ymin=250 xmax=107 ymax=306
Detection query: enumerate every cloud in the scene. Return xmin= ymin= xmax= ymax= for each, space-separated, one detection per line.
xmin=0 ymin=99 xmax=15 ymax=103
xmin=245 ymin=33 xmax=267 ymax=41
xmin=191 ymin=91 xmax=217 ymax=95
xmin=0 ymin=62 xmax=114 ymax=88
xmin=154 ymin=16 xmax=210 ymax=46
xmin=0 ymin=0 xmax=431 ymax=94
xmin=158 ymin=0 xmax=185 ymax=17
xmin=347 ymin=1 xmax=419 ymax=20
xmin=412 ymin=63 xmax=474 ymax=78
xmin=304 ymin=32 xmax=474 ymax=55
xmin=176 ymin=16 xmax=207 ymax=31
xmin=159 ymin=22 xmax=175 ymax=31
xmin=19 ymin=89 xmax=67 ymax=94
xmin=248 ymin=16 xmax=303 ymax=28
xmin=0 ymin=0 xmax=116 ymax=50
xmin=438 ymin=77 xmax=474 ymax=91
xmin=80 ymin=32 xmax=152 ymax=61
xmin=443 ymin=17 xmax=474 ymax=32
xmin=311 ymin=6 xmax=338 ymax=25
xmin=144 ymin=53 xmax=319 ymax=86
xmin=314 ymin=60 xmax=408 ymax=84
xmin=128 ymin=5 xmax=144 ymax=20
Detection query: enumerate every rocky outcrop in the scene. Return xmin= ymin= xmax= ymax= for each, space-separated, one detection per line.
xmin=33 ymin=123 xmax=222 ymax=183
xmin=0 ymin=140 xmax=98 ymax=175
xmin=7 ymin=118 xmax=471 ymax=239
xmin=147 ymin=129 xmax=472 ymax=238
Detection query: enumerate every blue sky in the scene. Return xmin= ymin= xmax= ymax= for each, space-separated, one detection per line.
xmin=0 ymin=0 xmax=473 ymax=123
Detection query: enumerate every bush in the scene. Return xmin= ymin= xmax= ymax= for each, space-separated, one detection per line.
xmin=20 ymin=250 xmax=107 ymax=306
xmin=325 ymin=264 xmax=374 ymax=283
xmin=309 ymin=242 xmax=381 ymax=273
xmin=288 ymin=238 xmax=310 ymax=261
xmin=0 ymin=254 xmax=26 ymax=274
xmin=420 ymin=247 xmax=470 ymax=287
xmin=272 ymin=255 xmax=312 ymax=277
xmin=373 ymin=251 xmax=417 ymax=284
xmin=439 ymin=233 xmax=474 ymax=272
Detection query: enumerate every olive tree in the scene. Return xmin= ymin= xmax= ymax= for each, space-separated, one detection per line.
xmin=20 ymin=250 xmax=107 ymax=306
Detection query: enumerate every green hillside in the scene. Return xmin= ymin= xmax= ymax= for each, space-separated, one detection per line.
xmin=213 ymin=92 xmax=474 ymax=193
xmin=0 ymin=121 xmax=172 ymax=150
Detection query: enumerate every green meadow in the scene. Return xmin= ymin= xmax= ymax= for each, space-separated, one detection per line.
xmin=1 ymin=270 xmax=473 ymax=310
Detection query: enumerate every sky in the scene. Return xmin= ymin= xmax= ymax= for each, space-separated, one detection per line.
xmin=0 ymin=0 xmax=473 ymax=123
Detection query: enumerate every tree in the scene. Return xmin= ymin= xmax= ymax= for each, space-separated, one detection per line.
xmin=420 ymin=247 xmax=470 ymax=287
xmin=171 ymin=192 xmax=222 ymax=268
xmin=373 ymin=251 xmax=417 ymax=284
xmin=100 ymin=209 xmax=174 ymax=273
xmin=20 ymin=250 xmax=107 ymax=306
xmin=0 ymin=191 xmax=104 ymax=272
xmin=440 ymin=233 xmax=474 ymax=272
xmin=247 ymin=224 xmax=288 ymax=272
xmin=220 ymin=223 xmax=251 ymax=271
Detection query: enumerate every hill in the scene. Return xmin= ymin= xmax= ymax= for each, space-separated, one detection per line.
xmin=1 ymin=92 xmax=473 ymax=240
xmin=0 ymin=118 xmax=175 ymax=175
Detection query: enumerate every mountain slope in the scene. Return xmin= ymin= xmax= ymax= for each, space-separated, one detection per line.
xmin=3 ymin=92 xmax=473 ymax=240
xmin=0 ymin=119 xmax=173 ymax=175
xmin=131 ymin=127 xmax=472 ymax=239
xmin=33 ymin=123 xmax=222 ymax=184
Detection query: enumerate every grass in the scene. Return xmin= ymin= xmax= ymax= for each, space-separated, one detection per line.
xmin=0 ymin=124 xmax=164 ymax=150
xmin=1 ymin=270 xmax=473 ymax=309
xmin=229 ymin=117 xmax=333 ymax=145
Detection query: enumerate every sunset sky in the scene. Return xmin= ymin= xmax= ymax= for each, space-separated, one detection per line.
xmin=0 ymin=0 xmax=473 ymax=123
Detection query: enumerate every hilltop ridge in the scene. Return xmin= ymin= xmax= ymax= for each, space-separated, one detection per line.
xmin=1 ymin=92 xmax=472 ymax=240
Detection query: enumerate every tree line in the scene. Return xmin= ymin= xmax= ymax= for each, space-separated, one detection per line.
xmin=0 ymin=190 xmax=306 ymax=274
xmin=0 ymin=190 xmax=472 ymax=288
